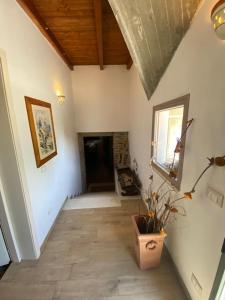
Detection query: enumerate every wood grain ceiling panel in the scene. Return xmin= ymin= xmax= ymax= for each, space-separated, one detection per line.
xmin=102 ymin=0 xmax=128 ymax=65
xmin=17 ymin=0 xmax=131 ymax=68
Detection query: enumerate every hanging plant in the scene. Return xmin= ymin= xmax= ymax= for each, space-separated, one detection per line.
xmin=133 ymin=119 xmax=225 ymax=234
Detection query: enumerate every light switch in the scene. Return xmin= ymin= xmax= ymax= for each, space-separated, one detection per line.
xmin=207 ymin=186 xmax=224 ymax=208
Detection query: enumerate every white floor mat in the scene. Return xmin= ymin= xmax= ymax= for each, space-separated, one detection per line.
xmin=63 ymin=192 xmax=121 ymax=210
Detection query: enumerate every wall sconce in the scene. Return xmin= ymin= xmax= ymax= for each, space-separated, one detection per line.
xmin=211 ymin=0 xmax=225 ymax=39
xmin=57 ymin=94 xmax=65 ymax=104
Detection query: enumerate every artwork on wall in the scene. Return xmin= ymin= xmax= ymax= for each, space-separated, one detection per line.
xmin=25 ymin=97 xmax=57 ymax=167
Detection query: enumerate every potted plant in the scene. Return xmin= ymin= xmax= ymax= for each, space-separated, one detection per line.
xmin=132 ymin=119 xmax=225 ymax=270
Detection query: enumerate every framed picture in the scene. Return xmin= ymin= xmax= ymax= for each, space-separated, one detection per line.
xmin=25 ymin=97 xmax=57 ymax=167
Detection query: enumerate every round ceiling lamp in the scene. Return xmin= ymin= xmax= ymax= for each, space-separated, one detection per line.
xmin=211 ymin=0 xmax=225 ymax=39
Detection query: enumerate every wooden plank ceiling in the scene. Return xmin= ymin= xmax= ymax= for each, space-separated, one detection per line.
xmin=109 ymin=0 xmax=202 ymax=99
xmin=17 ymin=0 xmax=131 ymax=70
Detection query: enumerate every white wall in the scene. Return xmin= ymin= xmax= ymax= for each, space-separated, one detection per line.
xmin=0 ymin=1 xmax=81 ymax=252
xmin=128 ymin=1 xmax=225 ymax=299
xmin=72 ymin=66 xmax=130 ymax=133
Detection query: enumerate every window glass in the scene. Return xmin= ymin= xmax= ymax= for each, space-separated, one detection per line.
xmin=153 ymin=106 xmax=184 ymax=174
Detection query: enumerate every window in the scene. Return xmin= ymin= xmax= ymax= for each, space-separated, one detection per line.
xmin=151 ymin=95 xmax=190 ymax=190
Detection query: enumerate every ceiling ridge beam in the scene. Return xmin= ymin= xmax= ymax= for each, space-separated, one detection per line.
xmin=16 ymin=0 xmax=74 ymax=70
xmin=93 ymin=0 xmax=104 ymax=70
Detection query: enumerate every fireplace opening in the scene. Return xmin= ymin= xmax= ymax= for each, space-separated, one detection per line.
xmin=84 ymin=136 xmax=115 ymax=192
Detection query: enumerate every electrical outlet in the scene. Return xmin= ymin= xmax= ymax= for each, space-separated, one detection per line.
xmin=191 ymin=273 xmax=202 ymax=295
xmin=217 ymin=195 xmax=224 ymax=208
xmin=207 ymin=186 xmax=224 ymax=208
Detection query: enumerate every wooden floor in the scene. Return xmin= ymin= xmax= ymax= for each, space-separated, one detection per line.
xmin=0 ymin=200 xmax=187 ymax=300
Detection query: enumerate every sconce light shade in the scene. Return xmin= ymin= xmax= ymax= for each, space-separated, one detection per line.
xmin=57 ymin=95 xmax=65 ymax=104
xmin=211 ymin=0 xmax=225 ymax=39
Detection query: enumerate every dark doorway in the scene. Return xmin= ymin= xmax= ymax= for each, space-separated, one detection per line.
xmin=84 ymin=136 xmax=115 ymax=192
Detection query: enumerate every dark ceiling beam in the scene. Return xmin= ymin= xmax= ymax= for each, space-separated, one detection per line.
xmin=16 ymin=0 xmax=74 ymax=70
xmin=126 ymin=55 xmax=133 ymax=70
xmin=93 ymin=0 xmax=104 ymax=70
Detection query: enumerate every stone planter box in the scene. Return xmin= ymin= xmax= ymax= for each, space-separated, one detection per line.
xmin=131 ymin=215 xmax=167 ymax=270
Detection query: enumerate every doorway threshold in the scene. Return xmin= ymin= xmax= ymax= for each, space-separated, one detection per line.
xmin=63 ymin=192 xmax=121 ymax=210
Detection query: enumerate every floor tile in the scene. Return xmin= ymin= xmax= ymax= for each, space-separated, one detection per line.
xmin=0 ymin=198 xmax=187 ymax=300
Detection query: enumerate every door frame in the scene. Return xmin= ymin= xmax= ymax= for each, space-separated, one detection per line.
xmin=209 ymin=239 xmax=225 ymax=300
xmin=0 ymin=49 xmax=39 ymax=261
xmin=0 ymin=224 xmax=11 ymax=266
xmin=78 ymin=132 xmax=113 ymax=192
xmin=0 ymin=179 xmax=19 ymax=262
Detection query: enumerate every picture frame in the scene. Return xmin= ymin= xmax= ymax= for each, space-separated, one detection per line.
xmin=25 ymin=97 xmax=57 ymax=168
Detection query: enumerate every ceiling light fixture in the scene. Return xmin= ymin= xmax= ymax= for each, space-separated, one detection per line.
xmin=211 ymin=0 xmax=225 ymax=39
